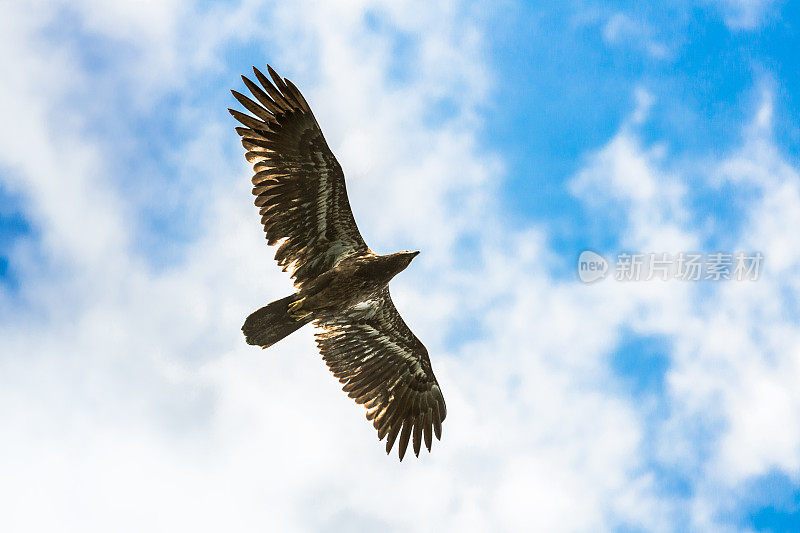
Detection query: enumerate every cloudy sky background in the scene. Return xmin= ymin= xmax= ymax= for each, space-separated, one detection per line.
xmin=2 ymin=0 xmax=800 ymax=531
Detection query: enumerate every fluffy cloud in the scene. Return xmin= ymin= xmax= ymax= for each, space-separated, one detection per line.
xmin=707 ymin=0 xmax=781 ymax=30
xmin=571 ymin=89 xmax=800 ymax=528
xmin=1 ymin=1 xmax=799 ymax=532
xmin=601 ymin=13 xmax=671 ymax=60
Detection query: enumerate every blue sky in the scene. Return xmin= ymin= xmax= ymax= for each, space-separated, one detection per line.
xmin=2 ymin=1 xmax=800 ymax=531
xmin=484 ymin=1 xmax=800 ymax=261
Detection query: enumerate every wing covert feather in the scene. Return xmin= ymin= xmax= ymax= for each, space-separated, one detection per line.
xmin=230 ymin=66 xmax=369 ymax=287
xmin=315 ymin=288 xmax=446 ymax=460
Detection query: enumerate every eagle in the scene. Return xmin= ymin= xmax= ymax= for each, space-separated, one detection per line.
xmin=229 ymin=65 xmax=446 ymax=460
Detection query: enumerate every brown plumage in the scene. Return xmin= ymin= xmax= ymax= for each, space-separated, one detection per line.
xmin=230 ymin=65 xmax=446 ymax=460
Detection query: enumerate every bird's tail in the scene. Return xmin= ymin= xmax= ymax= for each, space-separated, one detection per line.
xmin=242 ymin=294 xmax=314 ymax=349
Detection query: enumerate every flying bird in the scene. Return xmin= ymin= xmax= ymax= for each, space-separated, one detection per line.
xmin=229 ymin=65 xmax=446 ymax=460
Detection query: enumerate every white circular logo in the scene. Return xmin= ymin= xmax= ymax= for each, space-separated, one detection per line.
xmin=578 ymin=251 xmax=608 ymax=283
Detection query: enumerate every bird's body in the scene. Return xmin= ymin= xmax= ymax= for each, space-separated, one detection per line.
xmin=289 ymin=251 xmax=419 ymax=319
xmin=230 ymin=66 xmax=446 ymax=460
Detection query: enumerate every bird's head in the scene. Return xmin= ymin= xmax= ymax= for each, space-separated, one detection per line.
xmin=387 ymin=250 xmax=420 ymax=277
xmin=403 ymin=250 xmax=420 ymax=263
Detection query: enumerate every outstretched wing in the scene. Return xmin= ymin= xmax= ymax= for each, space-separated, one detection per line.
xmin=315 ymin=288 xmax=447 ymax=460
xmin=230 ymin=66 xmax=369 ymax=287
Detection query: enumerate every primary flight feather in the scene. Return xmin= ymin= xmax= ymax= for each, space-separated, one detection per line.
xmin=230 ymin=65 xmax=446 ymax=460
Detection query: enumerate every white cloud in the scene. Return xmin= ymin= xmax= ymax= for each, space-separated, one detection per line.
xmin=0 ymin=0 xmax=671 ymax=531
xmin=2 ymin=0 xmax=800 ymax=532
xmin=601 ymin=13 xmax=671 ymax=60
xmin=684 ymin=96 xmax=800 ymax=485
xmin=570 ymin=84 xmax=800 ymax=528
xmin=707 ymin=0 xmax=781 ymax=30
